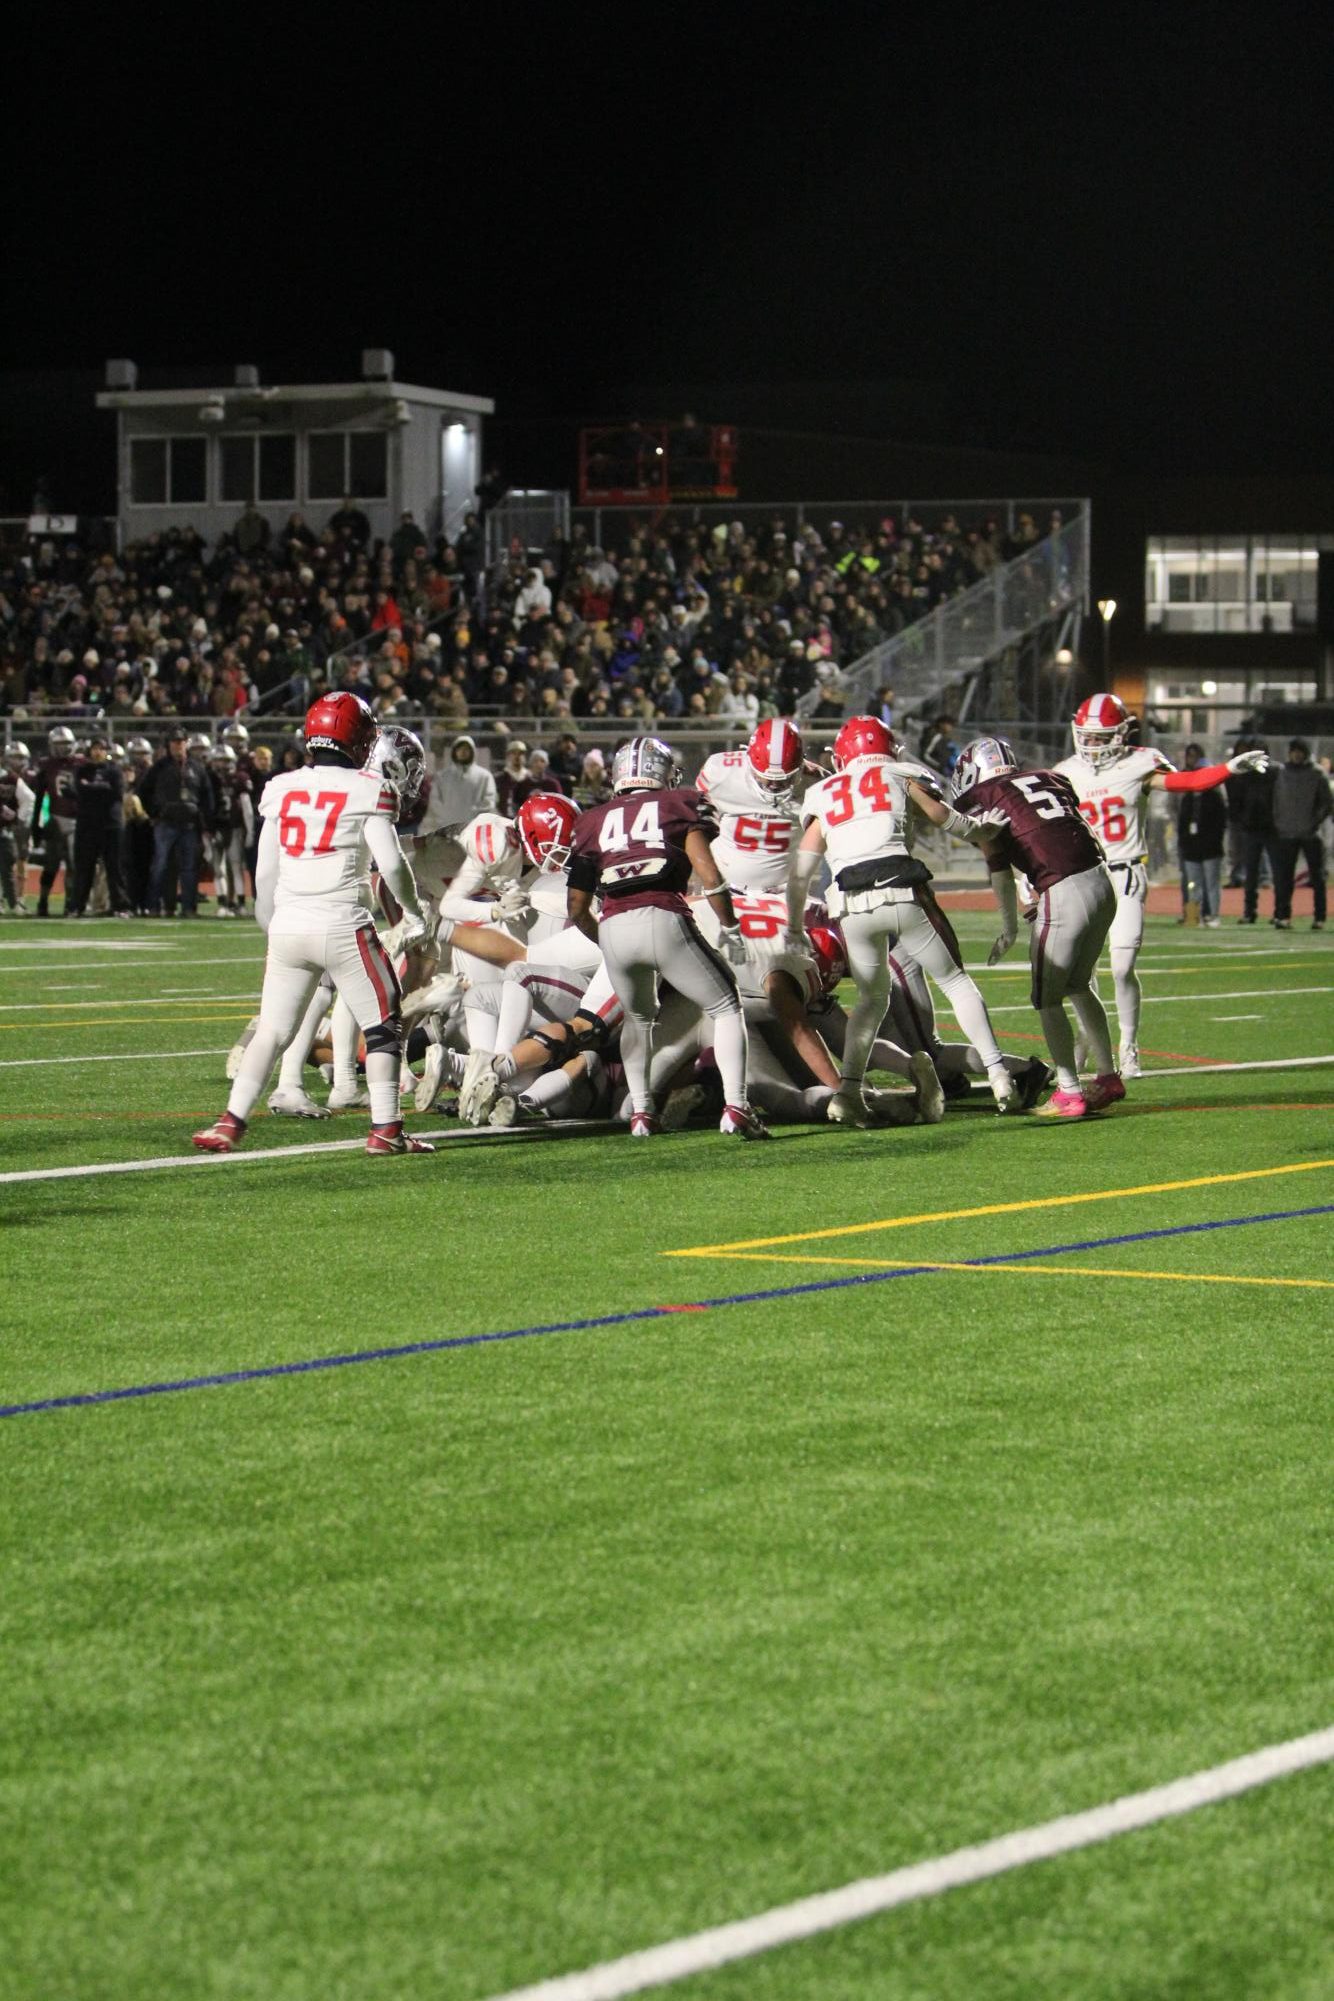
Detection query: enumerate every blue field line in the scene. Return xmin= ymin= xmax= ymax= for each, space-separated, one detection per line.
xmin=2 ymin=1203 xmax=1330 ymax=1423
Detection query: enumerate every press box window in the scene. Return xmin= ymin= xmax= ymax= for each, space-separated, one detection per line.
xmin=219 ymin=435 xmax=297 ymax=504
xmin=307 ymin=430 xmax=388 ymax=501
xmin=130 ymin=436 xmax=208 ymax=506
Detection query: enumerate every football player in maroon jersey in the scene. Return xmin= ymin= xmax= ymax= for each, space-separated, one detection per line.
xmin=566 ymin=735 xmax=768 ymax=1138
xmin=952 ymin=735 xmax=1121 ymax=1117
xmin=29 ymin=724 xmax=81 ymax=916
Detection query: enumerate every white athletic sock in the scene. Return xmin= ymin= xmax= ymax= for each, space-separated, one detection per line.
xmin=365 ymin=1050 xmax=400 ymax=1127
xmin=936 ymin=967 xmax=1004 ymax=1071
xmin=1110 ymin=947 xmax=1142 ymax=1048
xmin=1070 ymin=988 xmax=1116 ymax=1074
xmin=228 ymin=1027 xmax=281 ymax=1122
xmin=463 ymin=1001 xmax=498 ymax=1053
xmin=331 ymin=997 xmax=360 ymax=1093
xmin=711 ymin=1006 xmax=749 ymax=1107
xmin=1039 ymin=1004 xmax=1081 ymax=1093
xmin=620 ymin=1016 xmax=656 ymax=1114
xmin=278 ymin=984 xmax=327 ymax=1093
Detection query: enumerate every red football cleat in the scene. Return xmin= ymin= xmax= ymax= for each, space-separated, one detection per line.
xmin=719 ymin=1103 xmax=771 ymax=1140
xmin=1084 ymin=1072 xmax=1127 ymax=1110
xmin=629 ymin=1111 xmax=661 ymax=1138
xmin=366 ymin=1124 xmax=435 ymax=1155
xmin=1034 ymin=1089 xmax=1088 ymax=1119
xmin=192 ymin=1112 xmax=246 ymax=1153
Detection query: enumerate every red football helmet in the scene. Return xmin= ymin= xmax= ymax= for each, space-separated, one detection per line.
xmin=303 ymin=691 xmax=377 ymax=766
xmin=1072 ymin=692 xmax=1129 ymax=770
xmin=746 ymin=717 xmax=803 ymax=795
xmin=832 ymin=715 xmax=896 ymax=770
xmin=807 ymin=923 xmax=848 ymax=993
xmin=516 ymin=790 xmax=578 ymax=871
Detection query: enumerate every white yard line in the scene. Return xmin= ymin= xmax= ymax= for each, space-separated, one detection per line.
xmin=1212 ymin=1014 xmax=1262 ymax=1022
xmin=0 ymin=992 xmax=256 ymax=1013
xmin=981 ymin=987 xmax=1331 ymax=1014
xmin=0 ymin=955 xmax=262 ymax=974
xmin=0 ymin=1122 xmax=606 ymax=1185
xmin=1132 ymin=1055 xmax=1334 ymax=1078
xmin=481 ymin=1726 xmax=1334 ymax=2001
xmin=0 ymin=1048 xmax=230 ymax=1070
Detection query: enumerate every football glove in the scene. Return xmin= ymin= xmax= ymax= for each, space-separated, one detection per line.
xmin=1227 ymin=749 xmax=1269 ymax=774
xmin=986 ymin=929 xmax=1016 ymax=966
xmin=718 ymin=924 xmax=748 ymax=966
xmin=492 ymin=881 xmax=529 ymax=920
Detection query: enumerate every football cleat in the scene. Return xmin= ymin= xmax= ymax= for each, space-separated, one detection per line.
xmin=366 ymin=1124 xmax=436 ymax=1155
xmin=827 ymin=1084 xmax=872 ymax=1127
xmin=629 ymin=1110 xmax=660 ymax=1138
xmin=990 ymin=1072 xmax=1020 ymax=1113
xmin=720 ymin=1103 xmax=771 ymax=1139
xmin=1015 ymin=1058 xmax=1056 ymax=1111
xmin=1117 ymin=1044 xmax=1144 ymax=1079
xmin=267 ymin=1087 xmax=331 ymax=1119
xmin=401 ymin=971 xmax=465 ymax=1026
xmin=226 ymin=1015 xmax=260 ymax=1081
xmin=1084 ymin=1072 xmax=1127 ymax=1111
xmin=328 ymin=1083 xmax=371 ymax=1111
xmin=459 ymin=1048 xmax=502 ymax=1126
xmin=939 ymin=1069 xmax=972 ymax=1101
xmin=909 ymin=1049 xmax=946 ymax=1124
xmin=192 ymin=1112 xmax=246 ymax=1152
xmin=1034 ymin=1089 xmax=1088 ymax=1119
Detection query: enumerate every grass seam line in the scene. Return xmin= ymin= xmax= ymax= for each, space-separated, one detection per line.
xmin=478 ymin=1725 xmax=1334 ymax=2001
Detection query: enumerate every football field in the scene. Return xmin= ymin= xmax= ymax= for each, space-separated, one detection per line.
xmin=1 ymin=912 xmax=1332 ymax=2001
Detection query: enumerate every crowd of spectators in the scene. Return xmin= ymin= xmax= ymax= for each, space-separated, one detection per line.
xmin=2 ymin=498 xmax=1062 ymax=736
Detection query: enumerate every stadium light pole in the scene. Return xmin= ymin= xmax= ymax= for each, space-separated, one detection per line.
xmin=1096 ymin=598 xmax=1117 ymax=682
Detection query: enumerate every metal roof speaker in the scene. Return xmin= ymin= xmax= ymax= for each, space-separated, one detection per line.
xmin=234 ymin=364 xmax=260 ymax=389
xmin=362 ymin=348 xmax=394 ymax=381
xmin=105 ymin=359 xmax=138 ymax=389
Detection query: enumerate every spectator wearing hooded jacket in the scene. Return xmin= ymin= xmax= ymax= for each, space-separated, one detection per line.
xmin=423 ymin=733 xmax=498 ymax=832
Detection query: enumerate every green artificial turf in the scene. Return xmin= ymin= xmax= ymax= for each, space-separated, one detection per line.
xmin=0 ymin=912 xmax=1331 ymax=2000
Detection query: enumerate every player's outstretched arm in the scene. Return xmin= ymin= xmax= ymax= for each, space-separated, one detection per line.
xmin=1150 ymin=749 xmax=1269 ymax=794
xmin=907 ymin=779 xmax=987 ymax=841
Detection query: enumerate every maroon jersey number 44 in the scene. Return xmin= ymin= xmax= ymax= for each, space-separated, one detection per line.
xmin=568 ymin=787 xmax=718 ymax=914
xmin=955 ymin=769 xmax=1104 ymax=892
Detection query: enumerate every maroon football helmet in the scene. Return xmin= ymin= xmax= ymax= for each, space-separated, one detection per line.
xmin=303 ymin=691 xmax=377 ymax=766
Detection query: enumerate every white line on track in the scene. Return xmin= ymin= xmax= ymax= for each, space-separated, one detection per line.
xmin=1212 ymin=1014 xmax=1262 ymax=1021
xmin=0 ymin=992 xmax=256 ymax=1013
xmin=0 ymin=1047 xmax=229 ymax=1070
xmin=481 ymin=1725 xmax=1334 ymax=2001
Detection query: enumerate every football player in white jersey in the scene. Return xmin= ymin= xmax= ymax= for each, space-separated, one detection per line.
xmin=788 ymin=714 xmax=1011 ymax=1123
xmin=193 ymin=692 xmax=435 ymax=1156
xmin=696 ymin=718 xmax=805 ymax=893
xmin=1055 ymin=693 xmax=1267 ymax=1075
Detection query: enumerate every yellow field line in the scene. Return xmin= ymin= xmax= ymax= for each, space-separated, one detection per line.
xmin=663 ymin=1159 xmax=1334 ymax=1257
xmin=675 ymin=1250 xmax=1333 ymax=1290
xmin=0 ymin=1011 xmax=255 ymax=1032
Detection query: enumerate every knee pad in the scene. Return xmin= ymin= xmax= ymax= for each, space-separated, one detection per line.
xmin=364 ymin=1019 xmax=402 ymax=1057
xmin=571 ymin=1012 xmax=614 ymax=1053
xmin=530 ymin=1023 xmax=571 ymax=1061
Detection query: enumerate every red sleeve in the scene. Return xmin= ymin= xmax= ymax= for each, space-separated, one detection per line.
xmin=1161 ymin=763 xmax=1230 ymax=793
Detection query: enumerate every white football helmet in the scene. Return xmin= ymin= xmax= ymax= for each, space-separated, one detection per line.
xmin=951 ymin=736 xmax=1017 ymax=800
xmin=48 ymin=725 xmax=77 ymax=756
xmin=611 ymin=736 xmax=680 ymax=793
xmin=1072 ymin=693 xmax=1130 ymax=770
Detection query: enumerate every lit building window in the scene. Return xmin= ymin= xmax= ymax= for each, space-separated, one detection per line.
xmin=1145 ymin=535 xmax=1326 ymax=634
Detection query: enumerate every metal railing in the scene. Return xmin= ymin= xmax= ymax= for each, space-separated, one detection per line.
xmin=570 ymin=496 xmax=1084 ymax=551
xmin=801 ymin=510 xmax=1090 ymax=724
xmin=484 ymin=490 xmax=571 ymax=565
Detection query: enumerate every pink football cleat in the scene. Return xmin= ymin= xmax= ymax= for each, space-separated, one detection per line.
xmin=1035 ymin=1088 xmax=1088 ymax=1119
xmin=192 ymin=1112 xmax=246 ymax=1153
xmin=1084 ymin=1072 xmax=1127 ymax=1111
xmin=719 ymin=1103 xmax=771 ymax=1141
xmin=366 ymin=1124 xmax=435 ymax=1155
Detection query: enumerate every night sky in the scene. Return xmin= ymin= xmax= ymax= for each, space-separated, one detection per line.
xmin=5 ymin=15 xmax=1331 ymax=484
